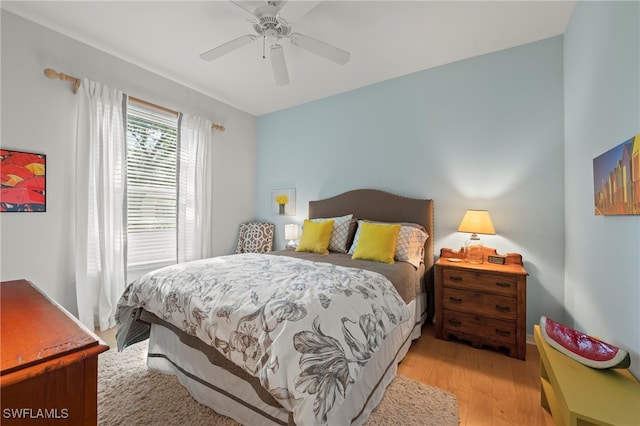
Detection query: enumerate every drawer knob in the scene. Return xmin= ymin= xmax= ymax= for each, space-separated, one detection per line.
xmin=448 ymin=319 xmax=461 ymax=326
xmin=449 ymin=297 xmax=463 ymax=304
xmin=449 ymin=276 xmax=463 ymax=282
xmin=496 ymin=282 xmax=511 ymax=288
xmin=495 ymin=305 xmax=511 ymax=313
xmin=495 ymin=328 xmax=511 ymax=337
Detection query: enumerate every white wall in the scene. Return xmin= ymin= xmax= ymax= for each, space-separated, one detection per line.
xmin=256 ymin=36 xmax=566 ymax=335
xmin=0 ymin=11 xmax=257 ymax=315
xmin=564 ymin=1 xmax=639 ymax=378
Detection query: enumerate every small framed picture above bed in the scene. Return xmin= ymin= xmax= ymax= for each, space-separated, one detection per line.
xmin=271 ymin=188 xmax=295 ymax=216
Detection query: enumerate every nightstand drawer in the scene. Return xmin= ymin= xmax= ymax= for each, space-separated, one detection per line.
xmin=442 ymin=287 xmax=517 ymax=320
xmin=442 ymin=309 xmax=517 ymax=346
xmin=442 ymin=268 xmax=518 ymax=296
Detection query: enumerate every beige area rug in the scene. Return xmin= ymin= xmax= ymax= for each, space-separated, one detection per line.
xmin=98 ymin=341 xmax=459 ymax=426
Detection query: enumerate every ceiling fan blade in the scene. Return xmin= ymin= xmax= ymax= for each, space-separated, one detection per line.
xmin=199 ymin=35 xmax=256 ymax=61
xmin=270 ymin=44 xmax=289 ymax=86
xmin=277 ymin=1 xmax=322 ymax=24
xmin=225 ymin=1 xmax=260 ymax=23
xmin=289 ymin=32 xmax=350 ymax=65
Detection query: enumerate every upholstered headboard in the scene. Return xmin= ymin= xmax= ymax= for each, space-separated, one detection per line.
xmin=309 ymin=189 xmax=435 ymax=321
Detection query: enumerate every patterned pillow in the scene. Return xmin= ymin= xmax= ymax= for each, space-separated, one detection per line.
xmin=311 ymin=214 xmax=353 ymax=253
xmin=348 ymin=220 xmax=428 ymax=268
xmin=395 ymin=224 xmax=428 ymax=268
xmin=235 ymin=222 xmax=275 ymax=254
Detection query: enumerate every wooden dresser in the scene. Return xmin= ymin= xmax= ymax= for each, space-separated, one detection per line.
xmin=1 ymin=279 xmax=109 ymax=425
xmin=435 ymin=247 xmax=528 ymax=360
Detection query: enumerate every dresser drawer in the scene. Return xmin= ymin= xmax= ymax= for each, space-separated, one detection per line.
xmin=442 ymin=309 xmax=517 ymax=347
xmin=442 ymin=287 xmax=517 ymax=320
xmin=442 ymin=268 xmax=518 ymax=296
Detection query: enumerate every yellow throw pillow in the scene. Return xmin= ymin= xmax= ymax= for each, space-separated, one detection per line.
xmin=295 ymin=219 xmax=334 ymax=254
xmin=352 ymin=222 xmax=401 ymax=264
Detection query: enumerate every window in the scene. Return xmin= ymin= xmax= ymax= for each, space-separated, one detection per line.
xmin=126 ymin=103 xmax=178 ymax=276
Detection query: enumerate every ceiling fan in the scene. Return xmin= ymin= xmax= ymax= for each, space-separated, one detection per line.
xmin=199 ymin=1 xmax=351 ymax=85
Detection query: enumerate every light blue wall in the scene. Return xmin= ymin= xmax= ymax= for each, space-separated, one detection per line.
xmin=257 ymin=36 xmax=565 ymax=334
xmin=564 ymin=1 xmax=639 ymax=378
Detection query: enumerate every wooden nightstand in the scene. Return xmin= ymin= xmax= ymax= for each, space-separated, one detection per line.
xmin=435 ymin=247 xmax=528 ymax=360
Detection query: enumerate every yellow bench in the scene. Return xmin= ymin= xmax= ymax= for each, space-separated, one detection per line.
xmin=534 ymin=325 xmax=640 ymax=426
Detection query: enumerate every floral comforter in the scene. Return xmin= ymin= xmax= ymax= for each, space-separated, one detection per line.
xmin=116 ymin=253 xmax=410 ymax=425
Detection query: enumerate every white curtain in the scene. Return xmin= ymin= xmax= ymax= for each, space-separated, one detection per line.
xmin=75 ymin=78 xmax=127 ymax=331
xmin=177 ymin=113 xmax=214 ymax=262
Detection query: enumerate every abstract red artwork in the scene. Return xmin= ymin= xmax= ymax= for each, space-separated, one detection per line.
xmin=0 ymin=149 xmax=46 ymax=212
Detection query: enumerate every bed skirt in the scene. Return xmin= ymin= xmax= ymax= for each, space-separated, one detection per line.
xmin=145 ymin=295 xmax=425 ymax=425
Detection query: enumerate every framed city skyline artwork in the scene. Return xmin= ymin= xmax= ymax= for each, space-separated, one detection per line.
xmin=593 ymin=134 xmax=639 ymax=215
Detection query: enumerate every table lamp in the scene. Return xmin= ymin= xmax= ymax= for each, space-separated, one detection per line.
xmin=457 ymin=210 xmax=495 ymax=264
xmin=284 ymin=224 xmax=299 ymax=250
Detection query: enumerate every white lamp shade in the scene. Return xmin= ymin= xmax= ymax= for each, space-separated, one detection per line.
xmin=284 ymin=224 xmax=299 ymax=240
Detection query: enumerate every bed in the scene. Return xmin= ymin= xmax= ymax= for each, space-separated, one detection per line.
xmin=116 ymin=189 xmax=434 ymax=425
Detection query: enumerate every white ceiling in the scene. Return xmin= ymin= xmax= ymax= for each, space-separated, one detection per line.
xmin=2 ymin=1 xmax=576 ymax=116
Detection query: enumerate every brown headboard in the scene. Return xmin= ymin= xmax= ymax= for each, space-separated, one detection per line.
xmin=309 ymin=189 xmax=435 ymax=321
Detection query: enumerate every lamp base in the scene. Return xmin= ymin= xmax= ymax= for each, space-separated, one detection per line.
xmin=464 ymin=237 xmax=484 ymax=264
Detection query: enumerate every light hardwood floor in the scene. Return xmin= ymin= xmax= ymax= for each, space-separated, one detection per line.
xmin=97 ymin=323 xmax=554 ymax=426
xmin=398 ymin=323 xmax=554 ymax=426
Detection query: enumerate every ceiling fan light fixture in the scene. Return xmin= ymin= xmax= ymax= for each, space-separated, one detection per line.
xmin=263 ymin=28 xmax=281 ymax=45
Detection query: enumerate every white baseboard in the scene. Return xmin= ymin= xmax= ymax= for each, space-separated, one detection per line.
xmin=527 ymin=333 xmax=536 ymax=346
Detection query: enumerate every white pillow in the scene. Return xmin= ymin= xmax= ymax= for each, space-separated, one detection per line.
xmin=311 ymin=214 xmax=353 ymax=253
xmin=349 ymin=220 xmax=428 ymax=268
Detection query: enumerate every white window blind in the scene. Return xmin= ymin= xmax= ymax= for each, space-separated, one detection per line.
xmin=126 ymin=103 xmax=178 ymax=274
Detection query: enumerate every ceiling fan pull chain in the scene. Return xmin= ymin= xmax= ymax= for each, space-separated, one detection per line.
xmin=262 ymin=36 xmax=266 ymax=59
